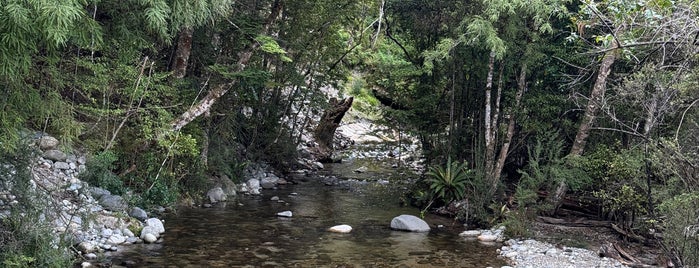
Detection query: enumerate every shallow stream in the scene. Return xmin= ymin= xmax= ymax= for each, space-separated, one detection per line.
xmin=108 ymin=161 xmax=507 ymax=267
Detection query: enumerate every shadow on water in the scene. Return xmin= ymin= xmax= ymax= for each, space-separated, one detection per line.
xmin=108 ymin=164 xmax=507 ymax=267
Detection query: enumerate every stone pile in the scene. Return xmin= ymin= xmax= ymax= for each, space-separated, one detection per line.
xmin=0 ymin=134 xmax=168 ymax=265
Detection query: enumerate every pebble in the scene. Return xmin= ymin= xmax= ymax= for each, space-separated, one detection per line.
xmin=500 ymin=239 xmax=629 ymax=268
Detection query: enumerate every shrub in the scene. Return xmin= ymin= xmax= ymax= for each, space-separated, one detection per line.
xmin=79 ymin=150 xmax=125 ymax=195
xmin=658 ymin=193 xmax=699 ymax=267
xmin=425 ymin=158 xmax=473 ymax=205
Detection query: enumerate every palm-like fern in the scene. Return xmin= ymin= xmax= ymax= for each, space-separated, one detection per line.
xmin=426 ymin=158 xmax=473 ymax=204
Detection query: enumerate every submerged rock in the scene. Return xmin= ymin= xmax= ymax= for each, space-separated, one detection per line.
xmin=390 ymin=215 xmax=430 ymax=232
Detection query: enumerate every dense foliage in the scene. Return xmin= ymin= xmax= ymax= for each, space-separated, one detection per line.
xmin=1 ymin=0 xmax=698 ymax=266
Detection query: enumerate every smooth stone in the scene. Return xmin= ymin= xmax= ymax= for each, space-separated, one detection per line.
xmin=129 ymin=207 xmax=148 ymax=221
xmin=276 ymin=211 xmax=292 ymax=217
xmin=81 ymin=261 xmax=92 ymax=268
xmin=143 ymin=233 xmax=157 ymax=243
xmin=140 ymin=226 xmax=160 ymax=239
xmin=478 ymin=234 xmax=499 ymax=242
xmin=390 ymin=215 xmax=430 ymax=232
xmin=270 ymin=196 xmax=280 ymax=201
xmin=144 ymin=218 xmax=165 ymax=234
xmin=328 ymin=224 xmax=352 ymax=233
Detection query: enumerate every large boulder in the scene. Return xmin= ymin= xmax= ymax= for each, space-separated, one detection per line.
xmin=260 ymin=175 xmax=279 ymax=189
xmin=247 ymin=179 xmax=261 ymax=195
xmin=99 ymin=194 xmax=128 ymax=212
xmin=390 ymin=215 xmax=431 ymax=232
xmin=207 ymin=187 xmax=226 ymax=203
xmin=144 ymin=218 xmax=165 ymax=234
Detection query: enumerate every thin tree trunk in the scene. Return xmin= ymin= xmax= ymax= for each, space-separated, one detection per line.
xmin=550 ymin=44 xmax=618 ymax=215
xmin=168 ymin=0 xmax=283 ymax=133
xmin=171 ymin=26 xmax=194 ymax=79
xmin=484 ymin=52 xmax=497 ymax=195
xmin=570 ymin=45 xmax=617 ymax=155
xmin=493 ymin=63 xmax=526 ymax=183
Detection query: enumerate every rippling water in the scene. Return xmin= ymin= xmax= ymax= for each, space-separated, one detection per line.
xmin=109 ymin=163 xmax=506 ymax=267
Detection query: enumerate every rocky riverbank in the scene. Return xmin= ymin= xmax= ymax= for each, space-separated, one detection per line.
xmin=0 ymin=134 xmax=167 ymax=268
xmin=498 ymin=239 xmax=628 ymax=268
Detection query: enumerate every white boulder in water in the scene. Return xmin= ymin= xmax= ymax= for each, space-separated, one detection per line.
xmin=328 ymin=224 xmax=352 ymax=233
xmin=390 ymin=214 xmax=430 ymax=232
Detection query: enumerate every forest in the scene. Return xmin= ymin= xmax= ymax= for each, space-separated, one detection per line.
xmin=1 ymin=0 xmax=698 ymax=266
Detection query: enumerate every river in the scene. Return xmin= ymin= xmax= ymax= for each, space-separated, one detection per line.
xmin=108 ymin=160 xmax=507 ymax=267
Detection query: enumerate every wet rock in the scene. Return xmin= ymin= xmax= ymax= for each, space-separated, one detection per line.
xmin=328 ymin=224 xmax=352 ymax=233
xmin=129 ymin=207 xmax=148 ymax=221
xmin=142 ymin=233 xmax=157 ymax=243
xmin=276 ymin=211 xmax=292 ymax=217
xmin=207 ymin=187 xmax=227 ymax=203
xmin=260 ymin=175 xmax=278 ymax=189
xmin=312 ymin=161 xmax=324 ymax=170
xmin=140 ymin=226 xmax=160 ymax=239
xmin=43 ymin=150 xmax=67 ymax=162
xmin=38 ymin=136 xmax=59 ymax=150
xmin=247 ymin=179 xmax=261 ymax=195
xmin=99 ymin=194 xmax=128 ymax=212
xmin=390 ymin=214 xmax=430 ymax=232
xmin=270 ymin=196 xmax=280 ymax=201
xmin=84 ymin=253 xmax=97 ymax=260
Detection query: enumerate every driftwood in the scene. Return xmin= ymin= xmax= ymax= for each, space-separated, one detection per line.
xmin=537 ymin=216 xmax=611 ymax=227
xmin=611 ymin=223 xmax=647 ymax=242
xmin=599 ymin=243 xmax=658 ymax=268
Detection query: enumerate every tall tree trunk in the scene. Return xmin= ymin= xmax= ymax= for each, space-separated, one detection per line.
xmin=493 ymin=63 xmax=526 ymax=183
xmin=550 ymin=44 xmax=617 ymax=215
xmin=483 ymin=51 xmax=497 ymax=196
xmin=570 ymin=45 xmax=617 ymax=155
xmin=313 ymin=97 xmax=354 ymax=162
xmin=171 ymin=26 xmax=193 ymax=79
xmin=168 ymin=0 xmax=283 ymax=133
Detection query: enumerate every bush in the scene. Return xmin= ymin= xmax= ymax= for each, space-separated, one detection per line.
xmin=79 ymin=150 xmax=125 ymax=195
xmin=425 ymin=158 xmax=473 ymax=205
xmin=658 ymin=193 xmax=699 ymax=267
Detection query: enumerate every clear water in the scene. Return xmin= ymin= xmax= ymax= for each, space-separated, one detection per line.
xmin=108 ymin=163 xmax=507 ymax=267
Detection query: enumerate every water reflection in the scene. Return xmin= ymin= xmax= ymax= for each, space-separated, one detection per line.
xmin=109 ymin=176 xmax=506 ymax=267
